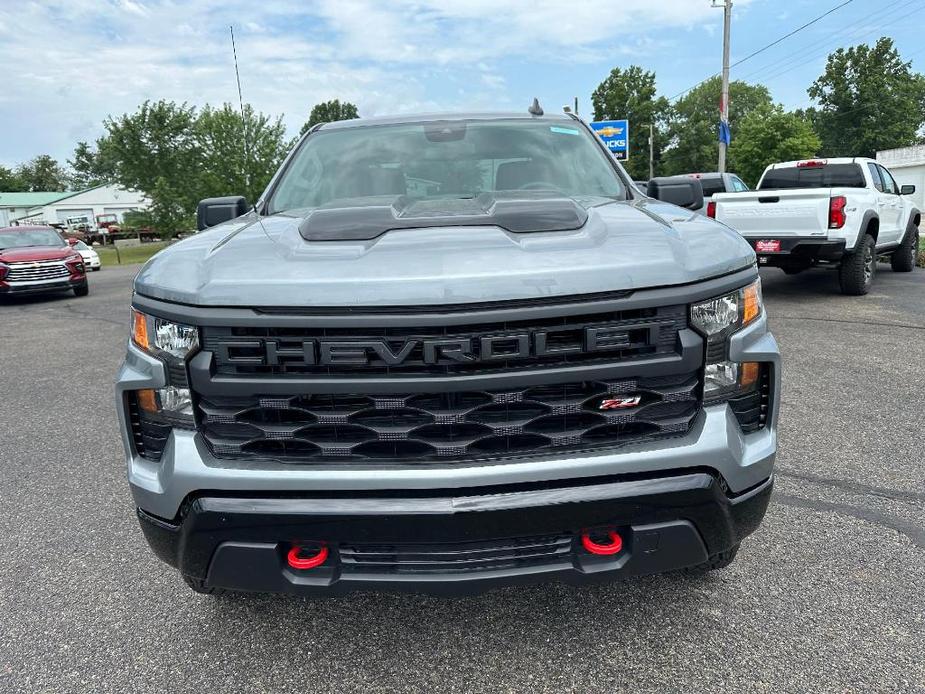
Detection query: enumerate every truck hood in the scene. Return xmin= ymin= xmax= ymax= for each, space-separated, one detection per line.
xmin=0 ymin=246 xmax=75 ymax=263
xmin=135 ymin=199 xmax=756 ymax=307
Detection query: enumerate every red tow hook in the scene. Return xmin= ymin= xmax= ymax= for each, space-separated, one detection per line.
xmin=287 ymin=544 xmax=329 ymax=570
xmin=581 ymin=530 xmax=623 ymax=556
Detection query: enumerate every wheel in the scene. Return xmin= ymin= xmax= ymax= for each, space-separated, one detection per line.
xmin=73 ymin=284 xmax=89 ymax=297
xmin=838 ymin=234 xmax=875 ymax=295
xmin=181 ymin=573 xmax=228 ymax=596
xmin=685 ymin=543 xmax=740 ymax=574
xmin=890 ymin=222 xmax=919 ymax=272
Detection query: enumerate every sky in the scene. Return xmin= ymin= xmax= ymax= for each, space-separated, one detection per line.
xmin=1 ymin=0 xmax=924 ymax=169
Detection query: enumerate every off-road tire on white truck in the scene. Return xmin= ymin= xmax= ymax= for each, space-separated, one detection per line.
xmin=839 ymin=234 xmax=875 ymax=295
xmin=890 ymin=222 xmax=919 ymax=273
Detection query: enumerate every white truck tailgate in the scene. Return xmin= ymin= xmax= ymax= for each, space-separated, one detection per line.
xmin=714 ymin=190 xmax=831 ymax=238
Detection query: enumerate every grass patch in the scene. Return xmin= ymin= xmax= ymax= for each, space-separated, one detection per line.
xmin=97 ymin=242 xmax=168 ymax=266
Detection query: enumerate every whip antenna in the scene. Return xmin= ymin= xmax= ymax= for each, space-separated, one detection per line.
xmin=229 ymin=25 xmax=249 ymax=193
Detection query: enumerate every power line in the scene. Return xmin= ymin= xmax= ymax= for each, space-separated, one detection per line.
xmin=668 ymin=0 xmax=856 ymax=101
xmin=730 ymin=0 xmax=854 ymax=69
xmin=740 ymin=0 xmax=925 ymax=86
xmin=736 ymin=0 xmax=922 ymax=83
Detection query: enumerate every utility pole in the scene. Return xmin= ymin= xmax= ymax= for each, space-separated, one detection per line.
xmin=716 ymin=0 xmax=732 ymax=172
xmin=648 ymin=124 xmax=654 ymax=180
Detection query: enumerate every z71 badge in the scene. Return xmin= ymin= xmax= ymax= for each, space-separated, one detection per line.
xmin=598 ymin=396 xmax=642 ymax=410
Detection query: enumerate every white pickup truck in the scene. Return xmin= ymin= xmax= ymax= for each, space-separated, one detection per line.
xmin=710 ymin=157 xmax=920 ymax=295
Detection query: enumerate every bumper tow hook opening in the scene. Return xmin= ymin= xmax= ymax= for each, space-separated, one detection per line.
xmin=287 ymin=544 xmax=329 ymax=570
xmin=581 ymin=530 xmax=623 ymax=556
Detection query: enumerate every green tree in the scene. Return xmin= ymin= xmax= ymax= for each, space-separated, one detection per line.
xmin=15 ymin=155 xmax=69 ymax=191
xmin=300 ymin=99 xmax=359 ymax=135
xmin=101 ymin=100 xmax=201 ymax=209
xmin=808 ymin=37 xmax=925 ymax=157
xmin=100 ymin=100 xmax=201 ymax=236
xmin=728 ymin=106 xmax=821 ymax=187
xmin=196 ymin=103 xmax=292 ymax=204
xmin=68 ymin=141 xmax=115 ymax=189
xmin=0 ymin=165 xmax=26 ymax=191
xmin=663 ymin=76 xmax=772 ymax=175
xmin=591 ymin=65 xmax=670 ymax=180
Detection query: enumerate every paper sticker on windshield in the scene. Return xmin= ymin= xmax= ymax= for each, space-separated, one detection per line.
xmin=550 ymin=126 xmax=580 ymax=136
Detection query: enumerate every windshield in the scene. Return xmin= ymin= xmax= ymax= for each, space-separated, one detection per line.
xmin=0 ymin=228 xmax=65 ymax=250
xmin=74 ymin=240 xmax=90 ymax=250
xmin=269 ymin=119 xmax=625 ymax=214
xmin=759 ymin=163 xmax=866 ymax=190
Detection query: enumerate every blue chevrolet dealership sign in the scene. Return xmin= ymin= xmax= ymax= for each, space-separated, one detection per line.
xmin=590 ymin=119 xmax=629 ymax=160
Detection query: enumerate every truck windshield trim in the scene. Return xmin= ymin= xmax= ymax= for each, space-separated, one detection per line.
xmin=268 ymin=118 xmax=627 ymax=215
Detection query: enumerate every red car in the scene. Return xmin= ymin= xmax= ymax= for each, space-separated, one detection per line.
xmin=0 ymin=226 xmax=88 ymax=298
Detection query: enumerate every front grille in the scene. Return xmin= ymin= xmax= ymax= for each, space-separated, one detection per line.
xmin=6 ymin=260 xmax=69 ymax=282
xmin=201 ymin=305 xmax=686 ymax=377
xmin=197 ymin=371 xmax=700 ymax=463
xmin=339 ymin=534 xmax=573 ymax=574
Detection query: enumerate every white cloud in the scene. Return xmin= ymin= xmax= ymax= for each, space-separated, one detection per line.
xmin=0 ymin=0 xmax=744 ymax=165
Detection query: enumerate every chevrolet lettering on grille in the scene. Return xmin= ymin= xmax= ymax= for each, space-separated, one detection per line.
xmin=217 ymin=324 xmax=658 ymax=367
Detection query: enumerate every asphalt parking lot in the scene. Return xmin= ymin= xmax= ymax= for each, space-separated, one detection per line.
xmin=1 ymin=263 xmax=923 ymax=693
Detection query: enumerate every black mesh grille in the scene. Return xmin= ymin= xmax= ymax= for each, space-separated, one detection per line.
xmin=338 ymin=534 xmax=573 ymax=574
xmin=729 ymin=365 xmax=771 ymax=433
xmin=128 ymin=394 xmax=172 ymax=462
xmin=197 ymin=371 xmax=700 ymax=463
xmin=201 ymin=305 xmax=686 ymax=378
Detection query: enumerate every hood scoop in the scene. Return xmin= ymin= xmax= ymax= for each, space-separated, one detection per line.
xmin=298 ymin=192 xmax=588 ymax=242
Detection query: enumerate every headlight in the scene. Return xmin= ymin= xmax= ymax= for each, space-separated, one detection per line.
xmin=130 ymin=309 xmax=199 ymax=423
xmin=131 ymin=309 xmax=199 ymax=359
xmin=690 ymin=280 xmax=764 ymax=406
xmin=690 ymin=279 xmax=762 ymax=337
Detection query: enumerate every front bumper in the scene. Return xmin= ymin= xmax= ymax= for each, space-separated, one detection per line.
xmin=744 ymin=237 xmax=846 ymax=267
xmin=138 ymin=472 xmax=773 ymax=596
xmin=0 ymin=277 xmax=87 ymax=295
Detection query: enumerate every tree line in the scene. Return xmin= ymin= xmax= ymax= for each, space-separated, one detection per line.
xmin=595 ymin=37 xmax=925 ymax=184
xmin=2 ymin=37 xmax=923 ymax=235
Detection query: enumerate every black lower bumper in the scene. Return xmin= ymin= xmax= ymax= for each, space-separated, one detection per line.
xmin=747 ymin=237 xmax=846 ymax=267
xmin=137 ymin=472 xmax=773 ymax=596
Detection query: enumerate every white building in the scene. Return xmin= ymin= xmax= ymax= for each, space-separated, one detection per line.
xmin=877 ymin=145 xmax=925 ymax=214
xmin=9 ymin=184 xmax=148 ymax=227
xmin=0 ymin=191 xmax=71 ymax=227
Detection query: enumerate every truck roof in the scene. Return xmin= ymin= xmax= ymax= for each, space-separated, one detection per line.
xmin=767 ymin=157 xmax=873 ymax=169
xmin=317 ymin=111 xmax=576 ymax=130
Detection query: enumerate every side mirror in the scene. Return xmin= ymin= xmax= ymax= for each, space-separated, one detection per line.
xmin=66 ymin=238 xmax=77 ymax=246
xmin=900 ymin=184 xmax=916 ymax=196
xmin=196 ymin=196 xmax=249 ymax=231
xmin=647 ymin=176 xmax=704 ymax=211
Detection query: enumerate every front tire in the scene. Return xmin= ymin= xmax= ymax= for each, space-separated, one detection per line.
xmin=73 ymin=284 xmax=89 ymax=297
xmin=839 ymin=234 xmax=875 ymax=295
xmin=181 ymin=574 xmax=228 ymax=597
xmin=685 ymin=543 xmax=740 ymax=573
xmin=890 ymin=222 xmax=919 ymax=272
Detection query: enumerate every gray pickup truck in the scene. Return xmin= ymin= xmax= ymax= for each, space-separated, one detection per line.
xmin=116 ymin=109 xmax=779 ymax=596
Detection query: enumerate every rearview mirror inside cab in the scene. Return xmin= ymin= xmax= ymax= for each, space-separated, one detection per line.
xmin=647 ymin=176 xmax=705 ymax=211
